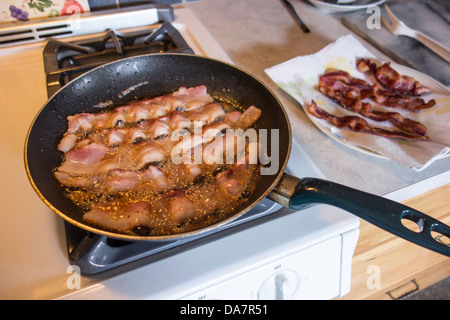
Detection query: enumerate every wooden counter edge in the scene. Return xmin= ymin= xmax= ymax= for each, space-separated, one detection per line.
xmin=336 ymin=183 xmax=450 ymax=300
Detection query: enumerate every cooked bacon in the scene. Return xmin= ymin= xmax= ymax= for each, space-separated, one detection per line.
xmin=319 ymin=71 xmax=428 ymax=136
xmin=345 ymin=101 xmax=425 ymax=136
xmin=372 ymin=84 xmax=436 ymax=111
xmin=319 ymin=71 xmax=374 ymax=100
xmin=356 ymin=58 xmax=431 ymax=96
xmin=358 ymin=103 xmax=427 ymax=136
xmin=308 ymin=100 xmax=428 ymax=140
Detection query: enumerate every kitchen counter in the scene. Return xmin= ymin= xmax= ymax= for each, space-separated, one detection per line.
xmin=186 ymin=0 xmax=450 ymax=196
xmin=184 ymin=0 xmax=450 ymax=299
xmin=0 ymin=0 xmax=448 ymax=300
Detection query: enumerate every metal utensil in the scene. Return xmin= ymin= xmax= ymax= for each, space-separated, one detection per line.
xmin=382 ymin=4 xmax=450 ymax=63
xmin=282 ymin=0 xmax=310 ymax=33
xmin=341 ymin=17 xmax=416 ymax=69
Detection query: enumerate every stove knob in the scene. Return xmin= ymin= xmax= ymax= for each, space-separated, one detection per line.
xmin=257 ymin=270 xmax=298 ymax=300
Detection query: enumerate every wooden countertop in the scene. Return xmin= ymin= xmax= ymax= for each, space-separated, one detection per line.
xmin=338 ymin=184 xmax=450 ymax=300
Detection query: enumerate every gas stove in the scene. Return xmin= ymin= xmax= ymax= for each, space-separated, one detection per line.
xmin=43 ymin=22 xmax=194 ymax=97
xmin=0 ymin=4 xmax=360 ymax=299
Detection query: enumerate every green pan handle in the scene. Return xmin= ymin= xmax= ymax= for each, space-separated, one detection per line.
xmin=268 ymin=175 xmax=450 ymax=257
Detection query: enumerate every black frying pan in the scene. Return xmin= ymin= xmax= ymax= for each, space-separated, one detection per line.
xmin=25 ymin=54 xmax=450 ymax=257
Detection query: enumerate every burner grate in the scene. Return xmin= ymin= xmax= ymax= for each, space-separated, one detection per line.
xmin=43 ymin=23 xmax=194 ymax=97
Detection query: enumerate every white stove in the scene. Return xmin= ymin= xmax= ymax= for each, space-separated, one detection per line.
xmin=0 ymin=4 xmax=360 ymax=300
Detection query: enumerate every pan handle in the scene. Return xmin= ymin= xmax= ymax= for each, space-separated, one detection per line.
xmin=269 ymin=175 xmax=450 ymax=257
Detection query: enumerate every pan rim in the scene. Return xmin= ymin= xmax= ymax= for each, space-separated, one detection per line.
xmin=24 ymin=52 xmax=292 ymax=241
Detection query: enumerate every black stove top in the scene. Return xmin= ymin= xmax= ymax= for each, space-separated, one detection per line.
xmin=43 ymin=22 xmax=193 ymax=98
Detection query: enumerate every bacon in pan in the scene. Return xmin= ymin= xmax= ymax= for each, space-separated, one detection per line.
xmin=64 ymin=85 xmax=214 ymax=135
xmin=54 ymin=87 xmax=264 ymax=235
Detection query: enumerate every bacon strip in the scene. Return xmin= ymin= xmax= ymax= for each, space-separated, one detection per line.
xmin=318 ymin=70 xmax=374 ymax=99
xmin=55 ymin=99 xmax=262 ymax=195
xmin=308 ymin=100 xmax=428 ymax=140
xmin=65 ymin=85 xmax=214 ymax=135
xmin=356 ymin=58 xmax=431 ymax=96
xmin=359 ymin=103 xmax=427 ymax=136
xmin=372 ymin=84 xmax=436 ymax=111
xmin=318 ymin=72 xmax=427 ymax=136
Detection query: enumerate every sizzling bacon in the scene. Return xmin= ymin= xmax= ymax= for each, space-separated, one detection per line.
xmin=57 ymin=133 xmax=78 ymax=153
xmin=65 ymin=85 xmax=213 ymax=135
xmin=215 ymin=169 xmax=243 ymax=197
xmin=61 ymin=102 xmax=231 ymax=153
xmin=231 ymin=106 xmax=262 ymax=129
xmin=57 ymin=142 xmax=109 ymax=175
xmin=82 ymin=160 xmax=257 ymax=235
xmin=308 ymin=100 xmax=428 ymax=140
xmin=168 ymin=195 xmax=196 ymax=224
xmin=83 ymin=201 xmax=153 ymax=233
xmin=106 ymin=169 xmax=140 ymax=193
xmin=55 ymin=86 xmax=263 ymax=235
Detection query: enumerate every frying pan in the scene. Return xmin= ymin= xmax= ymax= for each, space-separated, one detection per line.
xmin=25 ymin=53 xmax=450 ymax=257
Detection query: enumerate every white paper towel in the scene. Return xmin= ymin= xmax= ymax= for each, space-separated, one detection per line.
xmin=265 ymin=35 xmax=450 ymax=171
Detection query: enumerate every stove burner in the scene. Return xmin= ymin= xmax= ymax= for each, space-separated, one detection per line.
xmin=43 ymin=23 xmax=194 ymax=97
